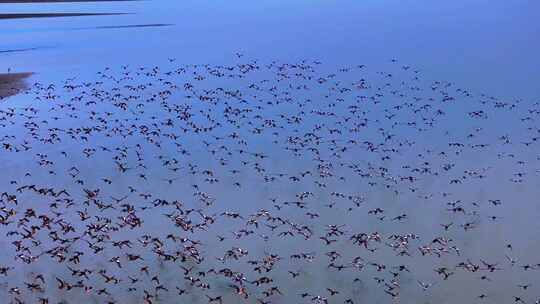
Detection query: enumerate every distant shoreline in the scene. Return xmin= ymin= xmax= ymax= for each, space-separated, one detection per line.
xmin=0 ymin=0 xmax=135 ymax=3
xmin=0 ymin=13 xmax=127 ymax=20
xmin=0 ymin=72 xmax=32 ymax=100
xmin=0 ymin=47 xmax=41 ymax=54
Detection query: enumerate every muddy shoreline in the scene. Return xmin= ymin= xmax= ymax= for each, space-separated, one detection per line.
xmin=0 ymin=72 xmax=32 ymax=99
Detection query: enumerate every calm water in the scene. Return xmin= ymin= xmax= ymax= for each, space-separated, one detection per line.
xmin=1 ymin=0 xmax=539 ymax=98
xmin=1 ymin=1 xmax=540 ymax=304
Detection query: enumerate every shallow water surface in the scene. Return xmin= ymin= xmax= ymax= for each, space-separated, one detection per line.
xmin=0 ymin=1 xmax=540 ymax=304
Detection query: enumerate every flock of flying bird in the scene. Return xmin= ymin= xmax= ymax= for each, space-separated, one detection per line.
xmin=0 ymin=56 xmax=539 ymax=303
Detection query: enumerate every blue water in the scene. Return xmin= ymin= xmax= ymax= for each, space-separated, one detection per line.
xmin=1 ymin=1 xmax=540 ymax=304
xmin=1 ymin=0 xmax=539 ymax=99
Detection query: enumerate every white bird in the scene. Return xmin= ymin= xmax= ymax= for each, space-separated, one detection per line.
xmin=418 ymin=280 xmax=436 ymax=291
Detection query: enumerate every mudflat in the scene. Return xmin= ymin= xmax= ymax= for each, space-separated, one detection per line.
xmin=0 ymin=47 xmax=41 ymax=54
xmin=0 ymin=0 xmax=135 ymax=3
xmin=0 ymin=72 xmax=32 ymax=99
xmin=92 ymin=23 xmax=172 ymax=29
xmin=0 ymin=13 xmax=127 ymax=20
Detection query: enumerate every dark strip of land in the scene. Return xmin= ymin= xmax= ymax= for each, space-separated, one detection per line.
xmin=0 ymin=0 xmax=135 ymax=3
xmin=93 ymin=23 xmax=172 ymax=29
xmin=0 ymin=72 xmax=32 ymax=100
xmin=0 ymin=47 xmax=46 ymax=54
xmin=0 ymin=13 xmax=127 ymax=20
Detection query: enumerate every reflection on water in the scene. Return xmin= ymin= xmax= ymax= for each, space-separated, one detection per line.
xmin=1 ymin=1 xmax=540 ymax=304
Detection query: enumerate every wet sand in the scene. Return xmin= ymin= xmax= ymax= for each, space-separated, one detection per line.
xmin=0 ymin=72 xmax=32 ymax=99
xmin=0 ymin=13 xmax=127 ymax=19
